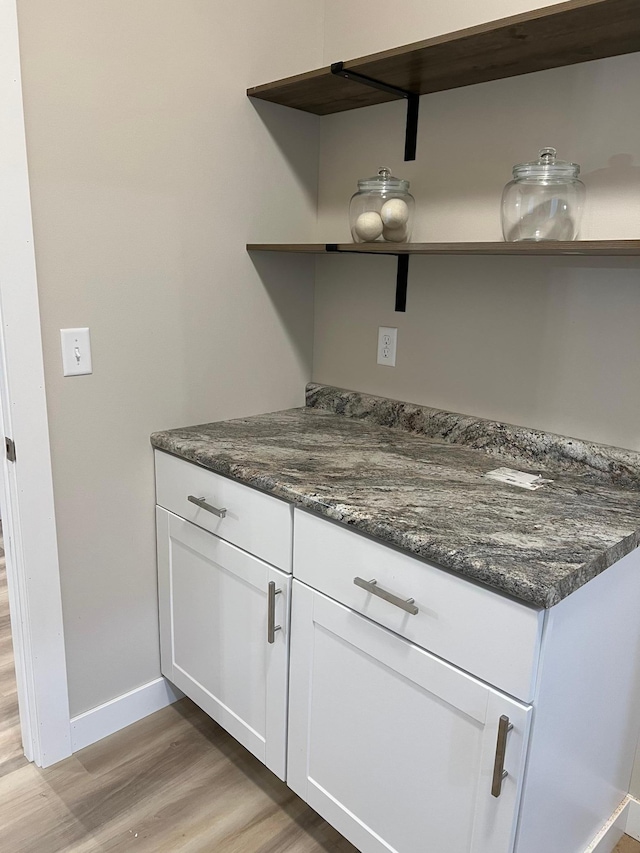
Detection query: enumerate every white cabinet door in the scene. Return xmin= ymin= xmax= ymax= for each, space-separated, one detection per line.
xmin=288 ymin=581 xmax=532 ymax=853
xmin=156 ymin=507 xmax=290 ymax=779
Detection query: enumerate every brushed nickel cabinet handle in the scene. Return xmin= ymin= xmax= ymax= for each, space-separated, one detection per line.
xmin=187 ymin=495 xmax=227 ymax=518
xmin=353 ymin=577 xmax=419 ymax=615
xmin=491 ymin=715 xmax=514 ymax=797
xmin=267 ymin=581 xmax=282 ymax=644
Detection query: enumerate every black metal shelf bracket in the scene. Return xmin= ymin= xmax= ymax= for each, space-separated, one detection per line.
xmin=326 ymin=245 xmax=409 ymax=313
xmin=330 ymin=62 xmax=420 ymax=161
xmin=395 ymin=254 xmax=409 ymax=312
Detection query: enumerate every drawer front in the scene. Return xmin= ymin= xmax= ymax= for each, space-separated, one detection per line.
xmin=293 ymin=509 xmax=542 ymax=701
xmin=155 ymin=450 xmax=292 ymax=571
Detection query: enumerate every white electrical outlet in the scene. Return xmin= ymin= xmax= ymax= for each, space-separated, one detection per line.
xmin=61 ymin=328 xmax=92 ymax=376
xmin=377 ymin=326 xmax=397 ymax=367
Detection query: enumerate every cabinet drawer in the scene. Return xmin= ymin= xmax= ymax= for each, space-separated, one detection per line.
xmin=293 ymin=509 xmax=542 ymax=701
xmin=155 ymin=450 xmax=292 ymax=571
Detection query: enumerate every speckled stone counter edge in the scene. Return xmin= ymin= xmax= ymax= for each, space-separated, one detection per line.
xmin=306 ymin=383 xmax=640 ymax=488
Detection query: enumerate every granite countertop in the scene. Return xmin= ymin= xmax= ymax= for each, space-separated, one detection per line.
xmin=151 ymin=384 xmax=640 ymax=609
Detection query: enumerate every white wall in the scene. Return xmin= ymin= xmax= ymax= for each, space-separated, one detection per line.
xmin=315 ymin=0 xmax=640 ymax=799
xmin=14 ymin=0 xmax=640 ymax=798
xmin=16 ymin=0 xmax=323 ymax=717
xmin=323 ymin=0 xmax=567 ymax=62
xmin=314 ymin=46 xmax=640 ymax=449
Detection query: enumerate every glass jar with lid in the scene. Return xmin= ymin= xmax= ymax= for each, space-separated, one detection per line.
xmin=349 ymin=167 xmax=415 ymax=243
xmin=501 ymin=148 xmax=586 ymax=242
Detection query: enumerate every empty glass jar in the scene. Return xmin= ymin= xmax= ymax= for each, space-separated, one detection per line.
xmin=349 ymin=167 xmax=415 ymax=243
xmin=501 ymin=148 xmax=586 ymax=242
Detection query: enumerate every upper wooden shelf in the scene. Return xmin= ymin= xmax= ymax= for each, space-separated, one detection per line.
xmin=247 ymin=0 xmax=640 ymax=115
xmin=247 ymin=241 xmax=640 ymax=256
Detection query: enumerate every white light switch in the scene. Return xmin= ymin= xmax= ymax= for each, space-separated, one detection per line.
xmin=60 ymin=328 xmax=92 ymax=376
xmin=377 ymin=326 xmax=397 ymax=367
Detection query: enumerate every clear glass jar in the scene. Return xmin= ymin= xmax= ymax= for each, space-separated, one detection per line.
xmin=501 ymin=148 xmax=586 ymax=242
xmin=349 ymin=167 xmax=415 ymax=243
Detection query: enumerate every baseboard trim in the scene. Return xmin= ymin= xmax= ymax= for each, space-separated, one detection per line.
xmin=70 ymin=677 xmax=183 ymax=753
xmin=585 ymin=796 xmax=640 ymax=853
xmin=626 ymin=796 xmax=640 ymax=842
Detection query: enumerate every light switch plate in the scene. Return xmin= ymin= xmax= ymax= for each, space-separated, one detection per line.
xmin=61 ymin=328 xmax=92 ymax=376
xmin=377 ymin=326 xmax=397 ymax=367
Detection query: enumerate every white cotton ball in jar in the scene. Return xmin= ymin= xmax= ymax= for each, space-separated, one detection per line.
xmin=354 ymin=211 xmax=384 ymax=242
xmin=383 ymin=224 xmax=408 ymax=243
xmin=381 ymin=198 xmax=409 ymax=229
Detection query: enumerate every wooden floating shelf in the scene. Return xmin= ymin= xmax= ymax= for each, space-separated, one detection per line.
xmin=247 ymin=0 xmax=640 ymax=115
xmin=248 ymin=240 xmax=640 ymax=312
xmin=247 ymin=241 xmax=640 ymax=256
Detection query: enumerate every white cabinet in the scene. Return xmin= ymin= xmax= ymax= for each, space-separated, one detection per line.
xmin=288 ymin=580 xmax=532 ymax=853
xmin=154 ymin=453 xmax=640 ymax=853
xmin=156 ymin=507 xmax=291 ymax=779
xmin=289 ymin=510 xmax=640 ymax=853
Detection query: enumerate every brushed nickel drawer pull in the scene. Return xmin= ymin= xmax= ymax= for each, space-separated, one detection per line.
xmin=491 ymin=715 xmax=514 ymax=798
xmin=187 ymin=495 xmax=227 ymax=518
xmin=353 ymin=577 xmax=419 ymax=615
xmin=267 ymin=581 xmax=282 ymax=644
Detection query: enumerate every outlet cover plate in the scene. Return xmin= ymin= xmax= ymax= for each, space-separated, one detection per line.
xmin=377 ymin=326 xmax=397 ymax=367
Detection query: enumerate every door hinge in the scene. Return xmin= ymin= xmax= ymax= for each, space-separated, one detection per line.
xmin=5 ymin=437 xmax=16 ymax=463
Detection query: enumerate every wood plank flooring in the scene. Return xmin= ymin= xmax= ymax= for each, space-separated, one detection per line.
xmin=0 ymin=529 xmax=637 ymax=852
xmin=0 ymin=696 xmax=358 ymax=852
xmin=616 ymin=837 xmax=640 ymax=853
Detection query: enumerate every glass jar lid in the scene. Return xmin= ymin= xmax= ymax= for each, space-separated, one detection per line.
xmin=512 ymin=147 xmax=581 ymax=180
xmin=357 ymin=167 xmax=410 ymax=192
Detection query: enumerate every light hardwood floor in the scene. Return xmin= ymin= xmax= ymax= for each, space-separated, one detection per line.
xmin=616 ymin=837 xmax=640 ymax=853
xmin=0 ymin=697 xmax=358 ymax=852
xmin=0 ymin=533 xmax=637 ymax=852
